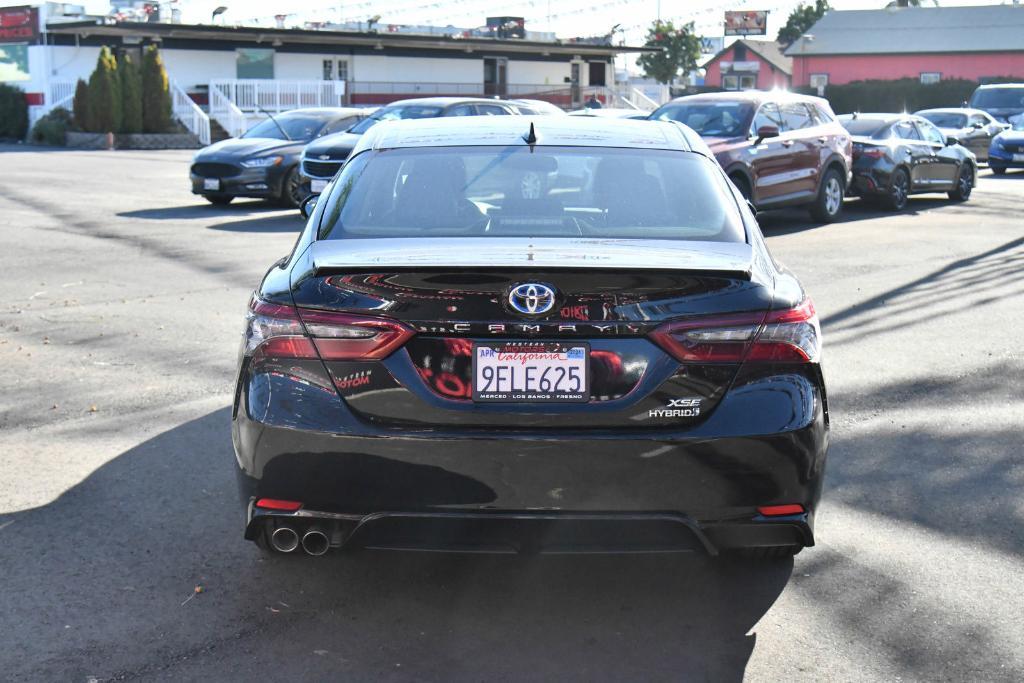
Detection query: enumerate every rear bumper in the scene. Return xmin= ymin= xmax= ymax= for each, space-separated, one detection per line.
xmin=233 ymin=365 xmax=828 ymax=554
xmin=246 ymin=508 xmax=814 ymax=555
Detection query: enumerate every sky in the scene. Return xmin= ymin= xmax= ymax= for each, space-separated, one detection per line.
xmin=3 ymin=0 xmax=1007 ymax=46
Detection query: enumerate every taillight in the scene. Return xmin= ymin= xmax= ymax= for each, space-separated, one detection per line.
xmin=242 ymin=297 xmax=414 ymax=361
xmin=650 ymin=299 xmax=821 ymax=364
xmin=853 ymin=143 xmax=885 ymax=160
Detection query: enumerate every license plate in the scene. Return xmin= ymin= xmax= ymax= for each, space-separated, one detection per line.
xmin=310 ymin=179 xmax=328 ymax=193
xmin=203 ymin=178 xmax=220 ymax=191
xmin=473 ymin=342 xmax=589 ymax=403
xmin=1013 ymin=154 xmax=1024 ymax=162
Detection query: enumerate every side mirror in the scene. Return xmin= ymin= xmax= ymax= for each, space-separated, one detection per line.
xmin=299 ymin=194 xmax=318 ymax=219
xmin=754 ymin=124 xmax=779 ymax=144
xmin=971 ymin=121 xmax=984 ymax=129
xmin=945 ymin=135 xmax=960 ymax=147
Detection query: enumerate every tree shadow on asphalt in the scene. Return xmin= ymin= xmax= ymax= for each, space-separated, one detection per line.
xmin=0 ymin=408 xmax=791 ymax=682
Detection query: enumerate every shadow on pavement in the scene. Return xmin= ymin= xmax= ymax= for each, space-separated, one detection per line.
xmin=757 ymin=196 xmax=954 ymax=237
xmin=118 ymin=201 xmax=284 ymax=221
xmin=0 ymin=408 xmax=790 ymax=682
xmin=206 ymin=214 xmax=304 ymax=233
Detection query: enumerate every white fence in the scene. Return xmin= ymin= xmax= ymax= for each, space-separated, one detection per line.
xmin=210 ymin=79 xmax=346 ymax=114
xmin=26 ymin=79 xmax=77 ymax=133
xmin=209 ymin=83 xmax=248 ymax=139
xmin=170 ymin=80 xmax=210 ymax=146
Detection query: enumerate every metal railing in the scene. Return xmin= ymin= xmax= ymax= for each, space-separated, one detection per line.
xmin=170 ymin=80 xmax=211 ymax=146
xmin=27 ymin=79 xmax=77 ymax=133
xmin=209 ymin=83 xmax=248 ymax=138
xmin=209 ymin=79 xmax=346 ymax=113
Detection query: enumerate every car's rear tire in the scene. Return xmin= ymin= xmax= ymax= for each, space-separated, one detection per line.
xmin=809 ymin=167 xmax=845 ymax=222
xmin=203 ymin=193 xmax=233 ymax=205
xmin=886 ymin=168 xmax=910 ymax=211
xmin=990 ymin=165 xmax=1006 ymax=176
xmin=948 ymin=164 xmax=973 ymax=202
xmin=278 ymin=166 xmax=305 ymax=208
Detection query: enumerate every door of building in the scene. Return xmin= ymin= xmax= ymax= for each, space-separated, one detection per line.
xmin=484 ymin=57 xmax=508 ymax=97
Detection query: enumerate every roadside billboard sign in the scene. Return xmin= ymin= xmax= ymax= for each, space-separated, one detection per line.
xmin=724 ymin=10 xmax=768 ymax=36
xmin=0 ymin=6 xmax=39 ymax=43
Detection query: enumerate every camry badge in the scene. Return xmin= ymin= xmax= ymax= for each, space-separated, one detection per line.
xmin=508 ymin=283 xmax=556 ymax=315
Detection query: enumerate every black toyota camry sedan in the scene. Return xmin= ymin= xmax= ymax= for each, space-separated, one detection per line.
xmin=233 ymin=116 xmax=829 ymax=560
xmin=838 ymin=113 xmax=976 ymax=211
xmin=190 ymin=107 xmax=366 ymax=207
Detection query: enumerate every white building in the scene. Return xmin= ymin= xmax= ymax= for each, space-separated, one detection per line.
xmin=4 ymin=3 xmax=656 ymax=144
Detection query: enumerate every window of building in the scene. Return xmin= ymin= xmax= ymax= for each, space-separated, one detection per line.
xmin=920 ymin=72 xmax=941 ymax=85
xmin=733 ymin=43 xmax=747 ymax=61
xmin=237 ymin=48 xmax=274 ymax=79
xmin=808 ymin=73 xmax=828 ymax=95
xmin=337 ymin=59 xmax=349 ymax=81
xmin=722 ymin=74 xmax=756 ymax=91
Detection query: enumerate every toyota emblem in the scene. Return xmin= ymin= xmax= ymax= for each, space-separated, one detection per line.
xmin=508 ymin=283 xmax=556 ymax=315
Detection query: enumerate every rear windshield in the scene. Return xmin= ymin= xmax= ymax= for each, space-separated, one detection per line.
xmin=918 ymin=112 xmax=967 ymax=128
xmin=317 ymin=146 xmax=744 ymax=242
xmin=242 ymin=115 xmax=329 ymax=141
xmin=839 ymin=117 xmax=890 ymax=137
xmin=347 ymin=105 xmax=445 ymax=134
xmin=649 ymin=101 xmax=754 ymax=138
xmin=970 ymin=87 xmax=1024 ymax=109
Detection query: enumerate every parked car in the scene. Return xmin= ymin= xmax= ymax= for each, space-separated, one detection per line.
xmin=568 ymin=107 xmax=650 ymax=119
xmin=838 ymin=113 xmax=976 ymax=210
xmin=988 ymin=117 xmax=1024 ymax=175
xmin=914 ymin=107 xmax=1006 ymax=161
xmin=968 ymin=83 xmax=1024 ymax=124
xmin=300 ymin=97 xmax=522 ymax=195
xmin=507 ymin=98 xmax=566 ymax=115
xmin=235 ymin=116 xmax=828 ymax=560
xmin=189 ymin=107 xmax=367 ymax=206
xmin=649 ymin=91 xmax=852 ymax=223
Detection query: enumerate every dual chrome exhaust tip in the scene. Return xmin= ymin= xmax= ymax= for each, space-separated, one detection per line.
xmin=270 ymin=524 xmax=330 ymax=556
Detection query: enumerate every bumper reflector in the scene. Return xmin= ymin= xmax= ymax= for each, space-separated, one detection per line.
xmin=255 ymin=498 xmax=303 ymax=511
xmin=757 ymin=504 xmax=805 ymax=517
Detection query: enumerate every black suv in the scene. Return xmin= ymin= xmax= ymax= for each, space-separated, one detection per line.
xmin=300 ymin=97 xmax=522 ymax=195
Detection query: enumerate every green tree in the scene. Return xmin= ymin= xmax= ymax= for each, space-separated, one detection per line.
xmin=0 ymin=83 xmax=28 ymax=139
xmin=87 ymin=46 xmax=122 ymax=133
xmin=141 ymin=44 xmax=172 ymax=133
xmin=777 ymin=0 xmax=830 ymax=48
xmin=119 ymin=53 xmax=143 ymax=133
xmin=72 ymin=78 xmax=90 ymax=131
xmin=636 ymin=21 xmax=702 ymax=85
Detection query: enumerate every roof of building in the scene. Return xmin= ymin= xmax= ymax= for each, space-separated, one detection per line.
xmin=44 ymin=20 xmax=654 ymax=58
xmin=785 ymin=5 xmax=1024 ymax=57
xmin=353 ymin=115 xmax=700 ymax=154
xmin=707 ymin=39 xmax=792 ymax=75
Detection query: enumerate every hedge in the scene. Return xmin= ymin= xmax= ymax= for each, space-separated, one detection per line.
xmin=798 ymin=76 xmax=1024 ymax=115
xmin=0 ymin=83 xmax=28 ymax=139
xmin=31 ymin=107 xmax=72 ymax=145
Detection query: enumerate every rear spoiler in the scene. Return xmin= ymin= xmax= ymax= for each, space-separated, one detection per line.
xmin=307 ymin=238 xmax=754 ymax=279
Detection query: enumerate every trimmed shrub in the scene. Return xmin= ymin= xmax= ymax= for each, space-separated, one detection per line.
xmin=72 ymin=78 xmax=90 ymax=131
xmin=141 ymin=44 xmax=172 ymax=133
xmin=31 ymin=107 xmax=72 ymax=145
xmin=119 ymin=53 xmax=143 ymax=134
xmin=0 ymin=83 xmax=28 ymax=139
xmin=799 ymin=76 xmax=1024 ymax=115
xmin=87 ymin=46 xmax=122 ymax=133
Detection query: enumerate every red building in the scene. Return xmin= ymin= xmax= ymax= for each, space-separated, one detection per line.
xmin=788 ymin=5 xmax=1024 ymax=89
xmin=703 ymin=39 xmax=791 ymax=91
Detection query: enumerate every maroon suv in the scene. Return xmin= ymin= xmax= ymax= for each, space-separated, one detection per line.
xmin=650 ymin=91 xmax=852 ymax=222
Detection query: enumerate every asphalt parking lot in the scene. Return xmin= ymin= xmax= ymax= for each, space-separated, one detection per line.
xmin=1 ymin=147 xmax=1022 ymax=682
